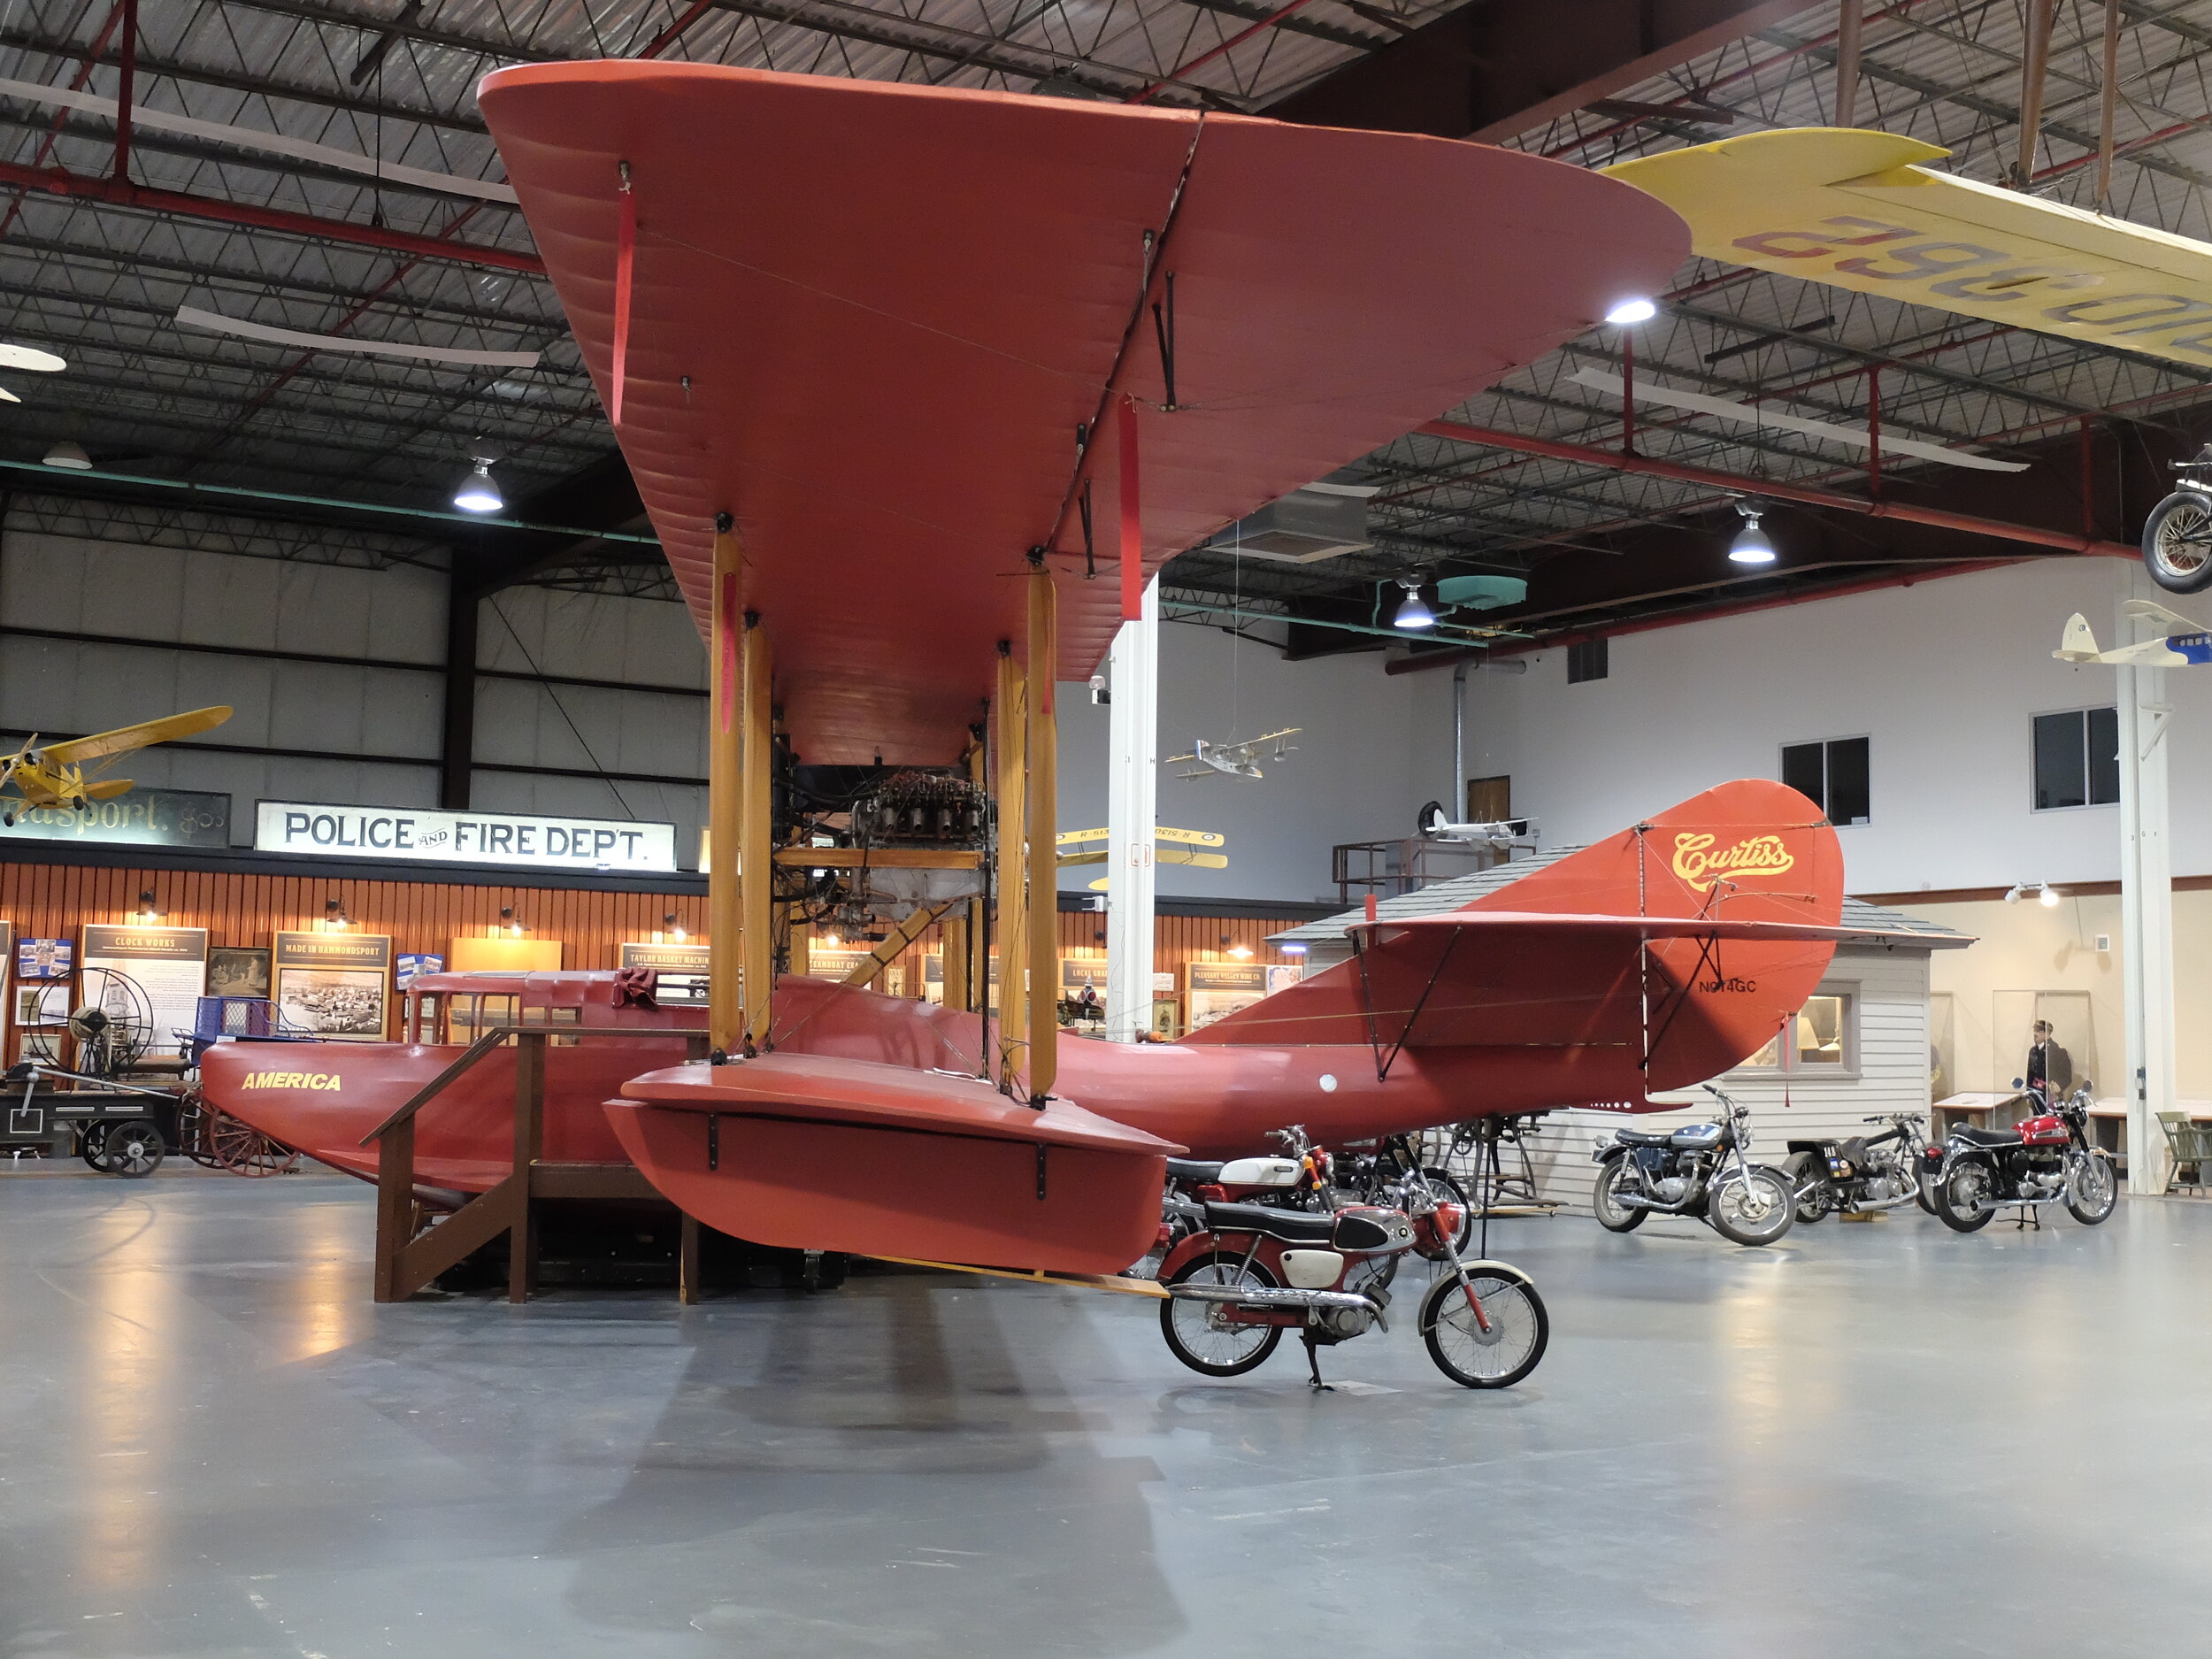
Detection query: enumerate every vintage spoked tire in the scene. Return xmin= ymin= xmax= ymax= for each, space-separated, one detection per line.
xmin=206 ymin=1109 xmax=300 ymax=1176
xmin=1590 ymin=1156 xmax=1647 ymax=1233
xmin=2142 ymin=493 xmax=2212 ymax=594
xmin=1413 ymin=1167 xmax=1475 ymax=1259
xmin=2066 ymin=1151 xmax=2119 ymax=1225
xmin=1421 ymin=1266 xmax=1548 ymax=1389
xmin=79 ymin=1122 xmax=111 ymax=1171
xmin=1794 ymin=1172 xmax=1832 ymax=1224
xmin=1161 ymin=1254 xmax=1286 ymax=1378
xmin=1932 ymin=1164 xmax=1997 ymax=1233
xmin=1706 ymin=1167 xmax=1795 ymax=1246
xmin=99 ymin=1118 xmax=165 ymax=1178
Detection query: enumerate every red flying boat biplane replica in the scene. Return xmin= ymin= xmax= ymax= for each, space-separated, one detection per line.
xmin=205 ymin=65 xmax=1883 ymax=1305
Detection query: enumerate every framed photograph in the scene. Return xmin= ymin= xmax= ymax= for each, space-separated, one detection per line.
xmin=207 ymin=947 xmax=271 ymax=1000
xmin=17 ymin=937 xmax=71 ymax=980
xmin=14 ymin=983 xmax=65 ymax=1027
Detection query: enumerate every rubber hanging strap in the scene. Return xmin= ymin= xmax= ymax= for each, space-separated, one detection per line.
xmin=611 ymin=161 xmax=636 ymax=429
xmin=1118 ymin=396 xmax=1141 ymax=623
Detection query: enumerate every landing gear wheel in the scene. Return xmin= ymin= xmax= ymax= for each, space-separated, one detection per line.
xmin=2143 ymin=493 xmax=2212 ymax=594
xmin=2066 ymin=1151 xmax=2118 ymax=1225
xmin=1591 ymin=1157 xmax=1647 ymax=1233
xmin=1706 ymin=1167 xmax=1795 ymax=1246
xmin=1161 ymin=1254 xmax=1285 ymax=1378
xmin=98 ymin=1118 xmax=164 ymax=1178
xmin=1421 ymin=1266 xmax=1548 ymax=1389
xmin=1417 ymin=1168 xmax=1474 ymax=1257
xmin=1932 ymin=1164 xmax=1996 ymax=1233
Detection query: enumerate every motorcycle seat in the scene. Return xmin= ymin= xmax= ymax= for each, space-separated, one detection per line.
xmin=1615 ymin=1128 xmax=1674 ymax=1147
xmin=1201 ymin=1200 xmax=1338 ymax=1244
xmin=1165 ymin=1157 xmax=1225 ymax=1183
xmin=1955 ymin=1125 xmax=2023 ymax=1147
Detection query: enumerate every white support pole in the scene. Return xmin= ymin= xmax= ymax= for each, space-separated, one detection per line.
xmin=2116 ymin=562 xmax=2177 ymax=1194
xmin=1105 ymin=575 xmax=1158 ymax=1041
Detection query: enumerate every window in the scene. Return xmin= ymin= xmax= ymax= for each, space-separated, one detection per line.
xmin=1781 ymin=735 xmax=1870 ymax=825
xmin=1566 ymin=636 xmax=1608 ymax=683
xmin=2032 ymin=707 xmax=2119 ymax=810
xmin=1737 ymin=990 xmax=1855 ymax=1075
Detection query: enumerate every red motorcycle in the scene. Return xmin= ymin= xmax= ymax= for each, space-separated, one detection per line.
xmin=1156 ymin=1128 xmax=1548 ymax=1390
xmin=1926 ymin=1081 xmax=2117 ymax=1232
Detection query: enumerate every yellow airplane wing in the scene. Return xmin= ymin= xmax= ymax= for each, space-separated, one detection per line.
xmin=41 ymin=705 xmax=233 ymax=765
xmin=1154 ymin=827 xmax=1226 ymax=848
xmin=1604 ymin=128 xmax=2212 ymax=370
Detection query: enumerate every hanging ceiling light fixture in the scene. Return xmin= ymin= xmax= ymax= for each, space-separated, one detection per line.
xmin=1392 ymin=572 xmax=1435 ymax=630
xmin=1728 ymin=501 xmax=1777 ymax=565
xmin=41 ymin=440 xmax=91 ymax=470
xmin=453 ymin=450 xmax=503 ymax=513
xmin=1604 ymin=297 xmax=1657 ymax=326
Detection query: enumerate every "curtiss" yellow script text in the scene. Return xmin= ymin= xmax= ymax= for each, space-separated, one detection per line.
xmin=1671 ymin=832 xmax=1796 ymax=893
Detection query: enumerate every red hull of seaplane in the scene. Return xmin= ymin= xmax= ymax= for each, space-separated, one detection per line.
xmin=204 ymin=780 xmax=1894 ymax=1275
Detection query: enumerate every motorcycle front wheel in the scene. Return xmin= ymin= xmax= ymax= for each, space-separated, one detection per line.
xmin=1932 ymin=1163 xmax=1996 ymax=1233
xmin=1421 ymin=1267 xmax=1548 ymax=1389
xmin=2143 ymin=492 xmax=2212 ymax=594
xmin=1590 ymin=1156 xmax=1647 ymax=1233
xmin=1160 ymin=1254 xmax=1285 ymax=1377
xmin=1706 ymin=1167 xmax=1795 ymax=1246
xmin=2066 ymin=1150 xmax=2119 ymax=1225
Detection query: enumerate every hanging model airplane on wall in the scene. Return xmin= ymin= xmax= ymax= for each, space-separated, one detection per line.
xmin=1057 ymin=825 xmax=1228 ymax=890
xmin=1166 ymin=729 xmax=1301 ymax=780
xmin=2055 ymin=600 xmax=2212 ymax=665
xmin=1 ymin=705 xmax=233 ymax=825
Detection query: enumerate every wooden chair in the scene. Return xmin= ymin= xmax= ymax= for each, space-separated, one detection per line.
xmin=2158 ymin=1112 xmax=2208 ymax=1195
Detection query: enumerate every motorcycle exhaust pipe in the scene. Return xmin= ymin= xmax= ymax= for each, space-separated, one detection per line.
xmin=1168 ymin=1282 xmax=1388 ymax=1330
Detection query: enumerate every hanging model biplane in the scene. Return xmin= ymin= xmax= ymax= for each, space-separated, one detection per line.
xmin=1603 ymin=127 xmax=2212 ymax=373
xmin=2055 ymin=599 xmax=2212 ymax=665
xmin=1165 ymin=728 xmax=1301 ymax=780
xmin=1 ymin=705 xmax=232 ymax=826
xmin=201 ymin=65 xmax=1913 ymax=1293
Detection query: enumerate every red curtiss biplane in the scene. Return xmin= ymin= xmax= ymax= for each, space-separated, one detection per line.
xmin=206 ymin=64 xmax=1876 ymax=1286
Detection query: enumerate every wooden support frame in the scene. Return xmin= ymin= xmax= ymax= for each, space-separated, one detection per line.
xmin=709 ymin=517 xmax=744 ymax=1054
xmin=741 ymin=614 xmax=775 ymax=1050
xmin=366 ymin=1025 xmax=710 ymax=1303
xmin=1025 ymin=566 xmax=1059 ymax=1103
xmin=993 ymin=641 xmax=1028 ymax=1091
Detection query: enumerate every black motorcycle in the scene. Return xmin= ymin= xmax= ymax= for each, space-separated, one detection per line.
xmin=2140 ymin=443 xmax=2212 ymax=593
xmin=1591 ymin=1086 xmax=1796 ymax=1246
xmin=1925 ymin=1081 xmax=2117 ymax=1233
xmin=1786 ymin=1111 xmax=1934 ymax=1222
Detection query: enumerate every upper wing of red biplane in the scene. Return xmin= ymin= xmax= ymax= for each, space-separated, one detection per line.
xmin=475 ymin=63 xmax=1689 ymax=763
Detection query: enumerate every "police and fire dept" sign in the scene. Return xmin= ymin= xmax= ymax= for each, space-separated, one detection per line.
xmin=255 ymin=802 xmax=679 ymax=872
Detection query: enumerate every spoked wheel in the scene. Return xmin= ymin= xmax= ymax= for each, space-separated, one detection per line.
xmin=80 ymin=1121 xmax=111 ymax=1171
xmin=1591 ymin=1156 xmax=1647 ymax=1233
xmin=1161 ymin=1254 xmax=1285 ymax=1377
xmin=1421 ymin=1265 xmax=1548 ymax=1389
xmin=206 ymin=1109 xmax=300 ymax=1176
xmin=2066 ymin=1150 xmax=2118 ymax=1225
xmin=177 ymin=1089 xmax=224 ymax=1169
xmin=1794 ymin=1171 xmax=1832 ymax=1224
xmin=2143 ymin=493 xmax=2212 ymax=595
xmin=1932 ymin=1163 xmax=1997 ymax=1233
xmin=98 ymin=1118 xmax=165 ymax=1178
xmin=1706 ymin=1166 xmax=1795 ymax=1246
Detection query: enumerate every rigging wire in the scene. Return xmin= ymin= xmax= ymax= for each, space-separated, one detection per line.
xmin=485 ymin=594 xmax=646 ymax=822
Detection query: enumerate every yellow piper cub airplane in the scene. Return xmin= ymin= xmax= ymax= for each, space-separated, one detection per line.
xmin=2055 ymin=601 xmax=2212 ymax=667
xmin=1 ymin=705 xmax=233 ymax=826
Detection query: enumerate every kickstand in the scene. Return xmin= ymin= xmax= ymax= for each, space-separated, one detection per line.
xmin=1302 ymin=1333 xmax=1333 ymax=1393
xmin=2013 ymin=1205 xmax=2041 ymax=1231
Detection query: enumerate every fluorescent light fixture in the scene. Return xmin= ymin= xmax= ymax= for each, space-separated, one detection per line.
xmin=1392 ymin=575 xmax=1435 ymax=629
xmin=1605 ymin=297 xmax=1657 ymax=326
xmin=1728 ymin=503 xmax=1776 ymax=565
xmin=453 ymin=455 xmax=503 ymax=513
xmin=1278 ymin=942 xmax=1307 ymax=956
xmin=42 ymin=440 xmax=91 ymax=470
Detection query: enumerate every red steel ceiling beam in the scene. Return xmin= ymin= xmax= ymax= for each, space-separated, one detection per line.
xmin=1417 ymin=418 xmax=2139 ymax=559
xmin=0 ymin=158 xmax=544 ymax=274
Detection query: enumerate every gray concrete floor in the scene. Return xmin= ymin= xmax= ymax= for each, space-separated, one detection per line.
xmin=3 ymin=1166 xmax=2207 ymax=1658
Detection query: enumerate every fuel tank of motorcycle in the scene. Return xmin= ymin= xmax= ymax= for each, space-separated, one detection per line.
xmin=2017 ymin=1113 xmax=2069 ymax=1146
xmin=1331 ymin=1206 xmax=1416 ymax=1254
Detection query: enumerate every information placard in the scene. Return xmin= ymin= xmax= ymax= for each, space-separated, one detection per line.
xmin=81 ymin=924 xmax=209 ymax=1045
xmin=273 ymin=931 xmax=393 ymax=1041
xmin=1186 ymin=960 xmax=1266 ymax=1032
xmin=256 ymin=801 xmax=677 ymax=872
xmin=618 ymin=941 xmax=710 ymax=1004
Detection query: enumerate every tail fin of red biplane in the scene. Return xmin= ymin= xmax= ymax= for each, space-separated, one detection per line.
xmin=1182 ymin=778 xmax=1845 ymax=1091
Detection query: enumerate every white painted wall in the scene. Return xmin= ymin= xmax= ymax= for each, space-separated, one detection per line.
xmin=1453 ymin=557 xmax=2206 ymax=895
xmin=1056 ymin=619 xmax=1440 ymax=904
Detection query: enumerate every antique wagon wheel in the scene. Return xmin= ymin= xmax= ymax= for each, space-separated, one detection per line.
xmin=205 ymin=1107 xmax=300 ymax=1176
xmin=176 ymin=1087 xmax=225 ymax=1169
